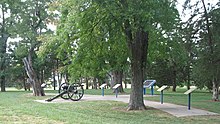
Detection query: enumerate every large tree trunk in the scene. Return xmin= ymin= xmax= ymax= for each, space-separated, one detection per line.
xmin=111 ymin=70 xmax=124 ymax=92
xmin=127 ymin=29 xmax=148 ymax=110
xmin=23 ymin=55 xmax=45 ymax=96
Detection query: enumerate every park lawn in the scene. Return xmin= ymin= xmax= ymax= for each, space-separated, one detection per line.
xmin=144 ymin=88 xmax=220 ymax=114
xmin=0 ymin=89 xmax=219 ymax=124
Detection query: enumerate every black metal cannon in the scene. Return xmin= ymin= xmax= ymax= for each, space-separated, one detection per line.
xmin=46 ymin=83 xmax=84 ymax=102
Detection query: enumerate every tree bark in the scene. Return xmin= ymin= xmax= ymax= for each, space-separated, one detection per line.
xmin=0 ymin=33 xmax=9 ymax=92
xmin=0 ymin=5 xmax=8 ymax=92
xmin=23 ymin=55 xmax=45 ymax=96
xmin=0 ymin=75 xmax=6 ymax=92
xmin=111 ymin=70 xmax=124 ymax=92
xmin=93 ymin=77 xmax=97 ymax=89
xmin=172 ymin=70 xmax=177 ymax=92
xmin=85 ymin=77 xmax=89 ymax=89
xmin=127 ymin=29 xmax=148 ymax=110
xmin=121 ymin=0 xmax=148 ymax=110
xmin=212 ymin=79 xmax=219 ymax=101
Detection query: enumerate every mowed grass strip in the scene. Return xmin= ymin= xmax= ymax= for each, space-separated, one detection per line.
xmin=144 ymin=88 xmax=220 ymax=114
xmin=0 ymin=89 xmax=219 ymax=124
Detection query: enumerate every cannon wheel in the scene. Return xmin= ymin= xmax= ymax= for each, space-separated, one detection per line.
xmin=67 ymin=83 xmax=84 ymax=101
xmin=58 ymin=83 xmax=69 ymax=100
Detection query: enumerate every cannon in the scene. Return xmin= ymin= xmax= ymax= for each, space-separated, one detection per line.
xmin=46 ymin=83 xmax=84 ymax=102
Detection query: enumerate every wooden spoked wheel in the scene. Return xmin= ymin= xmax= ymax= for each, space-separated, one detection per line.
xmin=67 ymin=83 xmax=84 ymax=101
xmin=58 ymin=83 xmax=69 ymax=100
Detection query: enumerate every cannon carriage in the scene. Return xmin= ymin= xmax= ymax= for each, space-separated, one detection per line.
xmin=46 ymin=83 xmax=84 ymax=102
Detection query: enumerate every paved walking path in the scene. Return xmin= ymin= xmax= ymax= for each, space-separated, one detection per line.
xmin=35 ymin=94 xmax=219 ymax=117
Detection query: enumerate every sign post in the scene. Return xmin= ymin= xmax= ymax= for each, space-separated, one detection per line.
xmin=151 ymin=85 xmax=154 ymax=95
xmin=157 ymin=85 xmax=168 ymax=104
xmin=113 ymin=84 xmax=121 ymax=98
xmin=143 ymin=80 xmax=156 ymax=95
xmin=184 ymin=87 xmax=197 ymax=110
xmin=100 ymin=84 xmax=107 ymax=96
xmin=143 ymin=88 xmax=146 ymax=95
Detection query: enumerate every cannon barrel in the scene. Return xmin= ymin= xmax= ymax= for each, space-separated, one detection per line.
xmin=45 ymin=90 xmax=68 ymax=102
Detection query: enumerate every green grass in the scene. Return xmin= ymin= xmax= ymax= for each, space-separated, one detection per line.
xmin=144 ymin=88 xmax=220 ymax=114
xmin=0 ymin=88 xmax=219 ymax=124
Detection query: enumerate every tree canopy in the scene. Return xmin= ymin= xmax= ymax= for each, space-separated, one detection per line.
xmin=1 ymin=0 xmax=220 ymax=105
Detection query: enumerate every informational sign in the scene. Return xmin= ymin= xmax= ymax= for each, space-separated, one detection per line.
xmin=143 ymin=80 xmax=156 ymax=88
xmin=157 ymin=85 xmax=168 ymax=104
xmin=184 ymin=87 xmax=197 ymax=110
xmin=100 ymin=84 xmax=107 ymax=96
xmin=157 ymin=85 xmax=168 ymax=92
xmin=100 ymin=84 xmax=107 ymax=88
xmin=184 ymin=87 xmax=197 ymax=95
xmin=113 ymin=84 xmax=121 ymax=89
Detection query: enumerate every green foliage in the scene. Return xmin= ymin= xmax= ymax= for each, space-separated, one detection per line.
xmin=190 ymin=6 xmax=220 ymax=89
xmin=0 ymin=0 xmax=57 ymax=89
xmin=147 ymin=25 xmax=188 ymax=88
xmin=0 ymin=0 xmax=24 ymax=91
xmin=53 ymin=0 xmax=180 ymax=85
xmin=14 ymin=44 xmax=28 ymax=58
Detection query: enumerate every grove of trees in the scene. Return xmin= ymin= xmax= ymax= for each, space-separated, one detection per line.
xmin=0 ymin=0 xmax=220 ymax=109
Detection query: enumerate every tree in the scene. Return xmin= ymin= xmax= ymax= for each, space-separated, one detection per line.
xmin=0 ymin=0 xmax=21 ymax=91
xmin=147 ymin=26 xmax=188 ymax=92
xmin=180 ymin=21 xmax=198 ymax=90
xmin=38 ymin=35 xmax=62 ymax=90
xmin=14 ymin=0 xmax=55 ymax=96
xmin=119 ymin=0 xmax=178 ymax=110
xmin=9 ymin=43 xmax=29 ymax=90
xmin=201 ymin=0 xmax=220 ymax=101
xmin=46 ymin=0 xmax=129 ymax=92
xmin=184 ymin=0 xmax=220 ymax=101
xmin=57 ymin=0 xmax=178 ymax=110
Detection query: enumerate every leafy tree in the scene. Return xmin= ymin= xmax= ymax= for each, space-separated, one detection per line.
xmin=8 ymin=42 xmax=28 ymax=90
xmin=0 ymin=0 xmax=21 ymax=91
xmin=180 ymin=21 xmax=198 ymax=90
xmin=147 ymin=27 xmax=188 ymax=92
xmin=184 ymin=0 xmax=220 ymax=101
xmin=57 ymin=0 xmax=178 ymax=110
xmin=13 ymin=0 xmax=55 ymax=96
xmin=38 ymin=34 xmax=62 ymax=90
xmin=44 ymin=1 xmax=129 ymax=92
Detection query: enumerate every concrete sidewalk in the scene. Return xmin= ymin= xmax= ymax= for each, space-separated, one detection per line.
xmin=36 ymin=94 xmax=219 ymax=117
